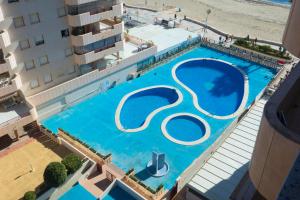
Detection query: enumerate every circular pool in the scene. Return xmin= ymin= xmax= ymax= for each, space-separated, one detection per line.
xmin=161 ymin=113 xmax=210 ymax=146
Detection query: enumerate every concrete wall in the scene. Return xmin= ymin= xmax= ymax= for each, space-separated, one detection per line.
xmin=249 ymin=115 xmax=300 ymax=200
xmin=282 ymin=0 xmax=300 ymax=58
xmin=248 ymin=64 xmax=300 ymax=200
xmin=27 ymin=45 xmax=157 ymax=120
xmin=0 ymin=0 xmax=79 ymax=96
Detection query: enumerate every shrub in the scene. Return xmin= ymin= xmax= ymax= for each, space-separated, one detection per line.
xmin=234 ymin=39 xmax=249 ymax=48
xmin=23 ymin=191 xmax=36 ymax=200
xmin=43 ymin=162 xmax=67 ymax=187
xmin=156 ymin=184 xmax=164 ymax=192
xmin=62 ymin=154 xmax=82 ymax=175
xmin=258 ymin=45 xmax=272 ymax=53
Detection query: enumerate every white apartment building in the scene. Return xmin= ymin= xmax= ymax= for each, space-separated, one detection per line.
xmin=0 ymin=0 xmax=124 ymax=138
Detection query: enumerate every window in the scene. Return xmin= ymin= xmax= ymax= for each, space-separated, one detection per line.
xmin=25 ymin=60 xmax=35 ymax=70
xmin=19 ymin=39 xmax=30 ymax=50
xmin=13 ymin=16 xmax=25 ymax=28
xmin=8 ymin=0 xmax=19 ymax=3
xmin=43 ymin=73 xmax=52 ymax=84
xmin=64 ymin=48 xmax=73 ymax=57
xmin=38 ymin=55 xmax=49 ymax=66
xmin=34 ymin=35 xmax=44 ymax=46
xmin=57 ymin=7 xmax=67 ymax=17
xmin=30 ymin=79 xmax=39 ymax=89
xmin=67 ymin=65 xmax=76 ymax=74
xmin=29 ymin=13 xmax=40 ymax=24
xmin=61 ymin=29 xmax=69 ymax=38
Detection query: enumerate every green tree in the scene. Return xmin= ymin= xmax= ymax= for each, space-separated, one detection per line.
xmin=62 ymin=154 xmax=82 ymax=175
xmin=23 ymin=191 xmax=36 ymax=200
xmin=43 ymin=162 xmax=67 ymax=187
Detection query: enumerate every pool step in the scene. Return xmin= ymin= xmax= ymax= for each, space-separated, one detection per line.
xmin=188 ymin=98 xmax=267 ymax=200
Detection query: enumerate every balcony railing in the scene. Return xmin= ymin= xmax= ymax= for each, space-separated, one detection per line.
xmin=67 ymin=0 xmax=117 ymax=16
xmin=72 ymin=19 xmax=122 ymax=36
xmin=67 ymin=4 xmax=122 ymax=27
xmin=0 ymin=75 xmax=22 ymax=98
xmin=70 ymin=21 xmax=123 ymax=46
xmin=74 ymin=40 xmax=123 ymax=64
xmin=74 ymin=34 xmax=122 ymax=55
xmin=0 ymin=30 xmax=11 ymax=47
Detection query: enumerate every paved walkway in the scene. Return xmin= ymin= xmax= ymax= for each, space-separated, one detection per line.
xmin=188 ymin=98 xmax=268 ymax=200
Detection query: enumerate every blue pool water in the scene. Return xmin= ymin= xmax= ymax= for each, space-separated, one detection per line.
xmin=59 ymin=183 xmax=96 ymax=200
xmin=120 ymin=87 xmax=179 ymax=130
xmin=103 ymin=185 xmax=137 ymax=200
xmin=166 ymin=115 xmax=205 ymax=142
xmin=43 ymin=47 xmax=276 ymax=189
xmin=175 ymin=59 xmax=245 ymax=116
xmin=268 ymin=0 xmax=291 ymax=5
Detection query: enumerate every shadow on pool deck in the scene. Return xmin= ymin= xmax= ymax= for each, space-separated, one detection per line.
xmin=135 ymin=167 xmax=152 ymax=181
xmin=0 ymin=134 xmax=14 ymax=151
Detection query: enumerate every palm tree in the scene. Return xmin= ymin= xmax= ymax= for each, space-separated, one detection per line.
xmin=205 ymin=9 xmax=212 ymax=33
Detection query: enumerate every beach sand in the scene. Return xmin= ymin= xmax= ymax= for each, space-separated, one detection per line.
xmin=124 ymin=0 xmax=290 ymax=42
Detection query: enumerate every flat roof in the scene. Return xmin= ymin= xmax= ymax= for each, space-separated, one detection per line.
xmin=128 ymin=24 xmax=199 ymax=53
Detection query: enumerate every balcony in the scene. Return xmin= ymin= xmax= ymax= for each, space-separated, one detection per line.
xmin=71 ymin=21 xmax=123 ymax=46
xmin=0 ymin=53 xmax=17 ymax=75
xmin=74 ymin=40 xmax=124 ymax=64
xmin=0 ymin=59 xmax=8 ymax=75
xmin=67 ymin=3 xmax=123 ymax=27
xmin=0 ymin=74 xmax=22 ymax=98
xmin=0 ymin=97 xmax=35 ymax=137
xmin=0 ymin=30 xmax=11 ymax=48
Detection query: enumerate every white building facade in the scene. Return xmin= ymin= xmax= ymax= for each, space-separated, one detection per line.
xmin=0 ymin=0 xmax=124 ymax=138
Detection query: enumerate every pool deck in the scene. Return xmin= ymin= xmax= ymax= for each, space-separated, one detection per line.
xmin=187 ymin=98 xmax=268 ymax=200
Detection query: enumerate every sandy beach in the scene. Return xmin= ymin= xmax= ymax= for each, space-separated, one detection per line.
xmin=124 ymin=0 xmax=290 ymax=42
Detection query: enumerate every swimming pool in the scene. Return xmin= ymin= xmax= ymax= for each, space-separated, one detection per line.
xmin=59 ymin=183 xmax=96 ymax=200
xmin=43 ymin=47 xmax=276 ymax=189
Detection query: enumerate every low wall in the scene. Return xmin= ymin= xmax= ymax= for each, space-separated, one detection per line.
xmin=122 ymin=175 xmax=164 ymax=200
xmin=31 ymin=45 xmax=157 ymax=120
xmin=0 ymin=114 xmax=34 ymax=138
xmin=57 ymin=129 xmax=109 ymax=165
xmin=201 ymin=40 xmax=283 ymax=69
xmin=27 ymin=46 xmax=157 ymax=112
xmin=184 ymin=17 xmax=283 ymax=47
xmin=124 ymin=3 xmax=158 ymax=13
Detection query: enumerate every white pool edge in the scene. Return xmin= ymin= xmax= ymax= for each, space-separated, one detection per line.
xmin=115 ymin=85 xmax=183 ymax=133
xmin=172 ymin=58 xmax=249 ymax=120
xmin=161 ymin=113 xmax=211 ymax=146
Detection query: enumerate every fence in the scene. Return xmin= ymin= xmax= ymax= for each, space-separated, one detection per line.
xmin=201 ymin=39 xmax=285 ymax=70
xmin=137 ymin=37 xmax=201 ymax=74
xmin=184 ymin=17 xmax=283 ymax=47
